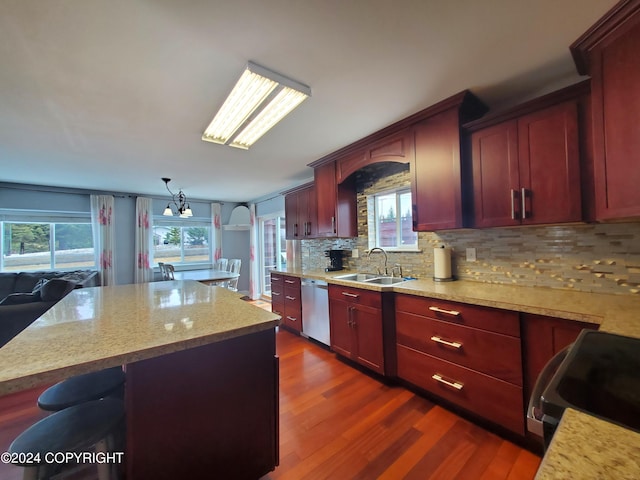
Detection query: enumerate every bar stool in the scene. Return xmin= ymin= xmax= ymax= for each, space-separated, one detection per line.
xmin=38 ymin=367 xmax=125 ymax=412
xmin=9 ymin=398 xmax=125 ymax=480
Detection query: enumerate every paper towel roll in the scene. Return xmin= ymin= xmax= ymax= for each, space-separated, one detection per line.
xmin=433 ymin=246 xmax=452 ymax=281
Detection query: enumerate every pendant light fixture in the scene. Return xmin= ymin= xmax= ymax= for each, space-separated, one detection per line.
xmin=161 ymin=177 xmax=193 ymax=217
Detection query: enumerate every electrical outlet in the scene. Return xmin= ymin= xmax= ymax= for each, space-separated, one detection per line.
xmin=351 ymin=248 xmax=359 ymax=258
xmin=466 ymin=247 xmax=477 ymax=262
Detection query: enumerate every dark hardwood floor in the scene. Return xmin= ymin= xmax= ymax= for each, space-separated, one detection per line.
xmin=0 ymin=322 xmax=540 ymax=479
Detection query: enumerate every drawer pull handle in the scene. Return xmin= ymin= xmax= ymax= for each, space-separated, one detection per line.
xmin=285 ymin=295 xmax=297 ymax=301
xmin=429 ymin=306 xmax=460 ymax=316
xmin=272 ymin=276 xmax=281 ymax=281
xmin=341 ymin=292 xmax=359 ymax=298
xmin=286 ymin=316 xmax=297 ymax=322
xmin=285 ymin=279 xmax=296 ymax=284
xmin=430 ymin=336 xmax=462 ymax=349
xmin=432 ymin=374 xmax=464 ymax=390
xmin=271 ymin=292 xmax=281 ymax=296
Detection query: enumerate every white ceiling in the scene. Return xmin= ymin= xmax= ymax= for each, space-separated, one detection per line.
xmin=0 ymin=0 xmax=618 ymax=203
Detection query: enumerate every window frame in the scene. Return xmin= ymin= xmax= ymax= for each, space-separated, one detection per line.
xmin=152 ymin=216 xmax=213 ymax=269
xmin=0 ymin=209 xmax=96 ymax=272
xmin=367 ymin=187 xmax=418 ymax=251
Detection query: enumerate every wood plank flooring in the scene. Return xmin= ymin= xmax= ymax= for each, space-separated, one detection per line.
xmin=0 ymin=324 xmax=541 ymax=480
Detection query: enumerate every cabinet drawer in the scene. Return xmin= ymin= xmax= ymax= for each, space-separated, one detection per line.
xmin=282 ymin=276 xmax=301 ymax=289
xmin=270 ymin=273 xmax=284 ymax=286
xmin=397 ymin=345 xmax=524 ymax=435
xmin=396 ymin=311 xmax=522 ymax=386
xmin=328 ymin=284 xmax=381 ymax=308
xmin=271 ymin=302 xmax=284 ymax=318
xmin=284 ymin=286 xmax=301 ymax=305
xmin=396 ymin=294 xmax=519 ymax=337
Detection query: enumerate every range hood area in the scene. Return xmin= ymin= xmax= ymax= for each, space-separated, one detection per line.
xmin=223 ymin=205 xmax=251 ymax=230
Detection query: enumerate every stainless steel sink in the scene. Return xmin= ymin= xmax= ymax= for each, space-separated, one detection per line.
xmin=363 ymin=276 xmax=407 ymax=285
xmin=333 ymin=273 xmax=410 ymax=285
xmin=334 ymin=273 xmax=380 ymax=282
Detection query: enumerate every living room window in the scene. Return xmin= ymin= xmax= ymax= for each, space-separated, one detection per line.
xmin=1 ymin=218 xmax=95 ymax=272
xmin=367 ymin=188 xmax=418 ymax=250
xmin=153 ymin=220 xmax=212 ymax=267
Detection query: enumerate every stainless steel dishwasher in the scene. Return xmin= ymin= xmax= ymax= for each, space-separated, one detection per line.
xmin=300 ymin=278 xmax=330 ymax=346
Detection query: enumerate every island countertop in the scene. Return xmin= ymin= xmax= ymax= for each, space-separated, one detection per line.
xmin=0 ymin=280 xmax=280 ymax=396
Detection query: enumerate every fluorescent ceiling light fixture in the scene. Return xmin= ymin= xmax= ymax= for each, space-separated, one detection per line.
xmin=202 ymin=61 xmax=311 ymax=149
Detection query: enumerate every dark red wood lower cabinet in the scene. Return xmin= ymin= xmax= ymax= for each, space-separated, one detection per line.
xmin=125 ymin=329 xmax=278 ymax=480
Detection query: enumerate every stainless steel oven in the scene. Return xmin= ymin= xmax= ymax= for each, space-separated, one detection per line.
xmin=527 ymin=330 xmax=640 ymax=450
xmin=526 ymin=344 xmax=572 ymax=448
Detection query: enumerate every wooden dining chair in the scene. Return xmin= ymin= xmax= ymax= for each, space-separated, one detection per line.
xmin=214 ymin=258 xmax=228 ymax=271
xmin=164 ymin=263 xmax=175 ymax=280
xmin=158 ymin=262 xmax=167 ymax=281
xmin=226 ymin=259 xmax=241 ymax=291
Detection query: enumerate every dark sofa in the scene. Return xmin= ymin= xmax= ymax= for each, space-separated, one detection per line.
xmin=0 ymin=270 xmax=100 ymax=348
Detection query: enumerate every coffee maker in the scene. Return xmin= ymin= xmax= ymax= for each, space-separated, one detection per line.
xmin=325 ymin=250 xmax=345 ymax=271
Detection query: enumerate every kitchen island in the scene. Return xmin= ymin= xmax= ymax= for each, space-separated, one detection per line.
xmin=0 ymin=280 xmax=281 ymax=479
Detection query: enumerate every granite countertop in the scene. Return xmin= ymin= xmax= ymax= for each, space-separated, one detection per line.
xmin=0 ymin=280 xmax=280 ymax=396
xmin=275 ymin=267 xmax=640 ymax=479
xmin=276 ymin=267 xmax=640 ymax=336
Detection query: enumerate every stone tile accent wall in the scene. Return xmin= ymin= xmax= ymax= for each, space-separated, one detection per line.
xmin=301 ymin=165 xmax=640 ymax=295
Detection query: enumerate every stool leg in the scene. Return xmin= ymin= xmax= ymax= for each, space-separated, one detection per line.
xmin=95 ymin=439 xmax=111 ymax=480
xmin=21 ymin=466 xmax=38 ymax=480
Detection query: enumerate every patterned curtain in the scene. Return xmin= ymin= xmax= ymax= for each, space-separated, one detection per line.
xmin=134 ymin=197 xmax=153 ymax=283
xmin=211 ymin=202 xmax=222 ymax=261
xmin=90 ymin=195 xmax=115 ymax=286
xmin=248 ymin=203 xmax=260 ymax=299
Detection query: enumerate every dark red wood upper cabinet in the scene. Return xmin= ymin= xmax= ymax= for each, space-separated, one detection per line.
xmin=284 ymin=183 xmax=316 ymax=240
xmin=470 ymin=101 xmax=582 ymax=227
xmin=518 ymin=101 xmax=581 ymax=225
xmin=471 ymin=120 xmax=520 ymax=228
xmin=412 ymin=109 xmax=466 ymax=231
xmin=411 ymin=91 xmax=488 ymax=231
xmin=315 ymin=161 xmax=338 ymax=237
xmin=571 ymin=0 xmax=640 ymax=220
xmin=315 ymin=161 xmax=357 ymax=238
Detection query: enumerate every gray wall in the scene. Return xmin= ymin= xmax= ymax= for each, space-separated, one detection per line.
xmin=1 ymin=183 xmax=245 ymax=286
xmin=255 ymin=194 xmax=285 ymax=218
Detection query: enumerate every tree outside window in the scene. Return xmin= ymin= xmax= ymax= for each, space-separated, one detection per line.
xmin=371 ymin=189 xmax=417 ymax=249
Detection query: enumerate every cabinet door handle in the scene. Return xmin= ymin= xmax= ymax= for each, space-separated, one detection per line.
xmin=521 ymin=187 xmax=528 ymax=219
xmin=430 ymin=336 xmax=462 ymax=349
xmin=271 ymin=292 xmax=281 ymax=296
xmin=331 ymin=216 xmax=336 ymax=234
xmin=412 ymin=204 xmax=418 ymax=229
xmin=341 ymin=292 xmax=359 ymax=298
xmin=285 ymin=295 xmax=296 ymax=301
xmin=428 ymin=306 xmax=460 ymax=316
xmin=294 ymin=223 xmax=298 ymax=237
xmin=286 ymin=316 xmax=297 ymax=322
xmin=510 ymin=189 xmax=517 ymax=220
xmin=432 ymin=374 xmax=464 ymax=390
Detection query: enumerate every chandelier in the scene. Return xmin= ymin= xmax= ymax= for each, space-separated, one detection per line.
xmin=161 ymin=177 xmax=193 ymax=217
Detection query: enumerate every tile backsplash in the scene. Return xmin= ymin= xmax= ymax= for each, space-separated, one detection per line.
xmin=300 ymin=165 xmax=640 ymax=296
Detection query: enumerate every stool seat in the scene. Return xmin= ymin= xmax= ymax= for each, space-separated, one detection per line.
xmin=38 ymin=367 xmax=125 ymax=411
xmin=9 ymin=398 xmax=124 ymax=479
